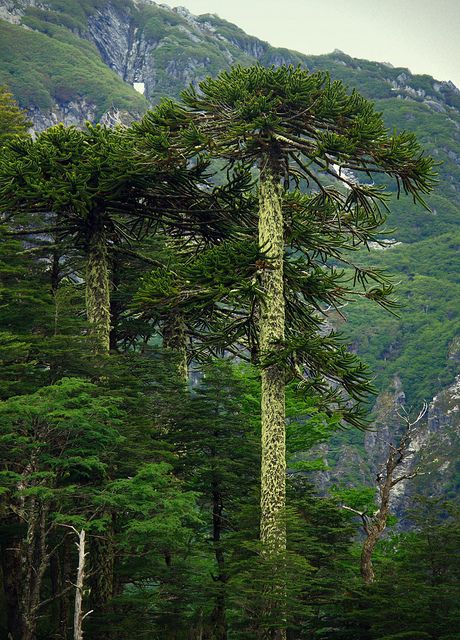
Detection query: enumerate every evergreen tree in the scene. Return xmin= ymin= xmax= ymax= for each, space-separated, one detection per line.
xmin=163 ymin=360 xmax=260 ymax=638
xmin=136 ymin=64 xmax=435 ymax=638
xmin=0 ymin=378 xmax=124 ymax=640
xmin=0 ymin=123 xmax=222 ymax=354
xmin=0 ymin=85 xmax=30 ymax=145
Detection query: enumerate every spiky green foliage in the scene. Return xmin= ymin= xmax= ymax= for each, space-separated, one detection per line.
xmin=135 ymin=66 xmax=435 ymax=428
xmin=182 ymin=65 xmax=434 ymax=203
xmin=0 ymin=115 xmax=255 ymax=266
xmin=0 ymin=123 xmax=205 ymax=247
xmin=0 ymin=120 xmax=249 ymax=354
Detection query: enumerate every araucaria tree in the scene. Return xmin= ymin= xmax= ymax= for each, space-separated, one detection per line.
xmin=179 ymin=64 xmax=435 ymax=620
xmin=0 ymin=121 xmax=232 ymax=355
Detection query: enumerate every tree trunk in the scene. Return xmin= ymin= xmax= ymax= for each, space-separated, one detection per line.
xmin=258 ymin=153 xmax=286 ymax=640
xmin=210 ymin=483 xmax=227 ymax=640
xmin=19 ymin=500 xmax=50 ymax=640
xmin=1 ymin=540 xmax=23 ymax=640
xmin=73 ymin=530 xmax=87 ymax=640
xmin=163 ymin=312 xmax=188 ymax=382
xmin=258 ymin=153 xmax=286 ymax=552
xmin=59 ymin=539 xmax=72 ymax=639
xmin=89 ymin=531 xmax=114 ymax=639
xmin=85 ymin=224 xmax=115 ymax=635
xmin=358 ymin=404 xmax=425 ymax=586
xmin=360 ymin=534 xmax=377 ymax=585
xmin=85 ymin=227 xmax=111 ymax=355
xmin=360 ymin=491 xmax=389 ymax=584
xmin=109 ymin=255 xmax=121 ymax=351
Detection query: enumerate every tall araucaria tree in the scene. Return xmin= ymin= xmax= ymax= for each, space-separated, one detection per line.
xmin=175 ymin=64 xmax=435 ymax=628
xmin=0 ymin=120 xmax=249 ymax=355
xmin=129 ymin=100 xmax=255 ymax=378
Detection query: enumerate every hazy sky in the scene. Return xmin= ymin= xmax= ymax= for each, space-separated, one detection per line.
xmin=163 ymin=0 xmax=460 ymax=88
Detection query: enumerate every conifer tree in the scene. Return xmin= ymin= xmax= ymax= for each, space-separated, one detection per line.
xmin=0 ymin=378 xmax=124 ymax=640
xmin=169 ymin=64 xmax=435 ymax=637
xmin=163 ymin=360 xmax=259 ymax=638
xmin=130 ymin=101 xmax=255 ymax=376
xmin=0 ymin=116 xmax=253 ymax=358
xmin=0 ymin=85 xmax=30 ymax=145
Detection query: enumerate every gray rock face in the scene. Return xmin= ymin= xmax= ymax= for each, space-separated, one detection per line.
xmin=28 ymin=99 xmax=98 ymax=132
xmin=83 ymin=3 xmax=237 ymax=104
xmin=0 ymin=0 xmax=45 ymax=17
xmin=364 ymin=375 xmax=406 ymax=469
xmin=87 ymin=4 xmax=135 ymax=78
xmin=85 ymin=2 xmax=157 ymax=97
xmin=392 ymin=376 xmax=460 ymax=519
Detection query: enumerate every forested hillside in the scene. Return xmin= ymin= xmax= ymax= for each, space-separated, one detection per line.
xmin=0 ymin=2 xmax=459 ymax=638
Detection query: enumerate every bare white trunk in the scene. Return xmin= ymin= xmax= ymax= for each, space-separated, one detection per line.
xmin=74 ymin=529 xmax=91 ymax=640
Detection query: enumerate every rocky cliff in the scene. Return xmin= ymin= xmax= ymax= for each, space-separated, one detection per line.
xmin=2 ymin=0 xmax=460 ymax=129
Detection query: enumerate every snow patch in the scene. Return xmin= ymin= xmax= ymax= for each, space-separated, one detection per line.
xmin=133 ymin=82 xmax=145 ymax=95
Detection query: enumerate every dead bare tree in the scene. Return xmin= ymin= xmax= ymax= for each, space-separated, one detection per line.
xmin=343 ymin=402 xmax=428 ymax=584
xmin=62 ymin=526 xmax=93 ymax=640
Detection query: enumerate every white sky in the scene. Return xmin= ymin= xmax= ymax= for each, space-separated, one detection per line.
xmin=162 ymin=0 xmax=460 ymax=88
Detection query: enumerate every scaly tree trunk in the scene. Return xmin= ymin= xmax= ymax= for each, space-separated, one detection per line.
xmin=163 ymin=312 xmax=188 ymax=382
xmin=85 ymin=226 xmax=111 ymax=355
xmin=109 ymin=255 xmax=122 ymax=352
xmin=258 ymin=153 xmax=287 ymax=640
xmin=258 ymin=153 xmax=286 ymax=552
xmin=85 ymin=222 xmax=114 ymax=635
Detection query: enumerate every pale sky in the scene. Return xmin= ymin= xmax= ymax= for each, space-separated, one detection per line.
xmin=163 ymin=0 xmax=460 ymax=88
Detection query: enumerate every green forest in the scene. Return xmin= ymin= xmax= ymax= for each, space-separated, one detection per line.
xmin=0 ymin=60 xmax=459 ymax=640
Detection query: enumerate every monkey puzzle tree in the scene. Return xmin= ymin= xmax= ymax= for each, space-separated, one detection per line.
xmin=0 ymin=119 xmax=248 ymax=355
xmin=176 ymin=64 xmax=435 ymax=614
xmin=129 ymin=100 xmax=255 ymax=379
xmin=0 ymin=123 xmax=200 ymax=354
